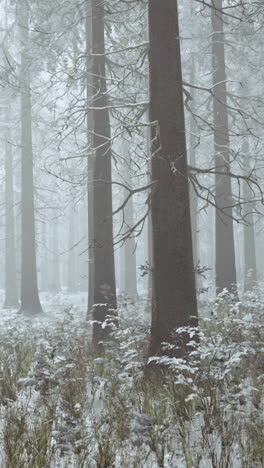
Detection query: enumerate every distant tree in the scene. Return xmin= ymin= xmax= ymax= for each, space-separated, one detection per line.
xmin=119 ymin=143 xmax=138 ymax=303
xmin=52 ymin=215 xmax=61 ymax=293
xmin=122 ymin=192 xmax=138 ymax=302
xmin=91 ymin=0 xmax=117 ymax=344
xmin=85 ymin=0 xmax=95 ymax=313
xmin=67 ymin=203 xmax=77 ymax=293
xmin=3 ymin=106 xmax=19 ymax=309
xmin=211 ymin=0 xmax=237 ymax=295
xmin=242 ymin=140 xmax=257 ymax=291
xmin=79 ymin=201 xmax=88 ymax=293
xmin=148 ymin=0 xmax=198 ymax=357
xmin=19 ymin=0 xmax=42 ymax=314
xmin=189 ymin=54 xmax=199 ymax=270
xmin=40 ymin=220 xmax=48 ymax=292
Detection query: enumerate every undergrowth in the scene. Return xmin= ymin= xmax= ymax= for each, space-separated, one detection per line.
xmin=0 ymin=290 xmax=263 ymax=467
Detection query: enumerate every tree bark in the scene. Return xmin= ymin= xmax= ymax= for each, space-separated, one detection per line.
xmin=88 ymin=157 xmax=95 ymax=306
xmin=91 ymin=0 xmax=117 ymax=344
xmin=148 ymin=0 xmax=198 ymax=357
xmin=3 ymin=108 xmax=19 ymax=309
xmin=147 ymin=206 xmax=153 ymax=310
xmin=19 ymin=1 xmax=42 ymax=314
xmin=211 ymin=0 xmax=237 ymax=295
xmin=242 ymin=140 xmax=257 ymax=291
xmin=189 ymin=55 xmax=199 ymax=270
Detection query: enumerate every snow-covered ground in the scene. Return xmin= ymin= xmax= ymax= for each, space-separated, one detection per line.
xmin=0 ymin=290 xmax=263 ymax=467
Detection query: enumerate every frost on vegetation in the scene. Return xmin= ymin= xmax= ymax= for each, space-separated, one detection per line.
xmin=0 ymin=292 xmax=263 ymax=466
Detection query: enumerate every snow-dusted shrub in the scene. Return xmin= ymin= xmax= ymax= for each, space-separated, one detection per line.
xmin=0 ymin=292 xmax=262 ymax=466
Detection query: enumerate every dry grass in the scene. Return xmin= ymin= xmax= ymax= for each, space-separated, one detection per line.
xmin=0 ymin=293 xmax=262 ymax=467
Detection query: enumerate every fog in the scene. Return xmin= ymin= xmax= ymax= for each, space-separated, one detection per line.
xmin=0 ymin=1 xmax=263 ymax=466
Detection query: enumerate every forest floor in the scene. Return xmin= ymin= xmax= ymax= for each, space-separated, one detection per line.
xmin=0 ymin=289 xmax=263 ymax=467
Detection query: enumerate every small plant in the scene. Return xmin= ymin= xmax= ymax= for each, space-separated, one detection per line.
xmin=0 ymin=291 xmax=263 ymax=466
xmin=3 ymin=406 xmax=28 ymax=468
xmin=95 ymin=425 xmax=116 ymax=468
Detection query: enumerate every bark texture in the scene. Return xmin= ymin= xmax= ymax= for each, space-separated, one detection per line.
xmin=189 ymin=55 xmax=198 ymax=270
xmin=211 ymin=0 xmax=237 ymax=294
xmin=19 ymin=1 xmax=42 ymax=314
xmin=148 ymin=0 xmax=198 ymax=357
xmin=91 ymin=0 xmax=117 ymax=344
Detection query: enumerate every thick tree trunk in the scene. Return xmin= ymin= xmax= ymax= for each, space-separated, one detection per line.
xmin=91 ymin=0 xmax=117 ymax=344
xmin=242 ymin=140 xmax=257 ymax=291
xmin=88 ymin=159 xmax=95 ymax=307
xmin=211 ymin=0 xmax=237 ymax=295
xmin=146 ymin=127 xmax=153 ymax=312
xmin=144 ymin=17 xmax=152 ymax=314
xmin=19 ymin=1 xmax=42 ymax=314
xmin=148 ymin=0 xmax=198 ymax=357
xmin=3 ymin=109 xmax=19 ymax=309
xmin=147 ymin=208 xmax=153 ymax=307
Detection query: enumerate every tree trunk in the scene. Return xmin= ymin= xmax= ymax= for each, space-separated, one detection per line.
xmin=189 ymin=55 xmax=198 ymax=270
xmin=40 ymin=220 xmax=48 ymax=292
xmin=123 ymin=194 xmax=138 ymax=302
xmin=67 ymin=204 xmax=76 ymax=293
xmin=144 ymin=15 xmax=152 ymax=315
xmin=119 ymin=144 xmax=138 ymax=303
xmin=242 ymin=140 xmax=257 ymax=291
xmin=119 ymin=237 xmax=125 ymax=295
xmin=3 ymin=108 xmax=19 ymax=309
xmin=86 ymin=0 xmax=95 ymax=314
xmin=52 ymin=216 xmax=61 ymax=293
xmin=148 ymin=0 xmax=198 ymax=357
xmin=19 ymin=1 xmax=42 ymax=314
xmin=211 ymin=0 xmax=237 ymax=295
xmin=146 ymin=124 xmax=153 ymax=312
xmin=147 ymin=207 xmax=153 ymax=309
xmin=79 ymin=202 xmax=88 ymax=292
xmin=88 ymin=156 xmax=95 ymax=307
xmin=15 ymin=186 xmax=21 ymax=298
xmin=91 ymin=0 xmax=117 ymax=344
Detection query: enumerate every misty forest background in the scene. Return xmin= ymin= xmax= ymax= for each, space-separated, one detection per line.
xmin=0 ymin=0 xmax=263 ymax=467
